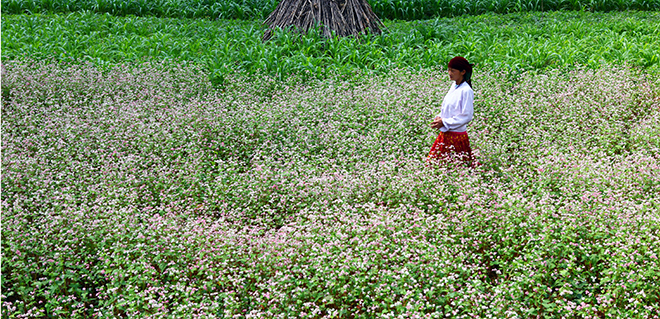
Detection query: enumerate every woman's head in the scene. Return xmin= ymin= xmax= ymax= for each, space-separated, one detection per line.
xmin=447 ymin=56 xmax=474 ymax=87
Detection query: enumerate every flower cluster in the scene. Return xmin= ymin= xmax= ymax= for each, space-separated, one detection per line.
xmin=2 ymin=61 xmax=659 ymax=318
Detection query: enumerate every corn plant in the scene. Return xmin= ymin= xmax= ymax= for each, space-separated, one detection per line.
xmin=2 ymin=10 xmax=659 ymax=82
xmin=2 ymin=0 xmax=658 ymax=20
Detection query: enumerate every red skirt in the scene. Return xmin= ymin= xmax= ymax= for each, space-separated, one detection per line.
xmin=428 ymin=131 xmax=473 ymax=163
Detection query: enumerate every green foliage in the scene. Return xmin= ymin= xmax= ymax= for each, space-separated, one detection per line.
xmin=0 ymin=0 xmax=280 ymax=20
xmin=2 ymin=11 xmax=660 ymax=83
xmin=2 ymin=7 xmax=660 ymax=318
xmin=1 ymin=0 xmax=658 ymax=20
xmin=371 ymin=0 xmax=659 ymax=19
xmin=2 ymin=61 xmax=659 ymax=317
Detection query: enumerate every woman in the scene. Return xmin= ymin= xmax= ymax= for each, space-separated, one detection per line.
xmin=428 ymin=56 xmax=475 ymax=166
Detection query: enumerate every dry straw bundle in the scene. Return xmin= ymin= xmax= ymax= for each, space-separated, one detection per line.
xmin=263 ymin=0 xmax=384 ymax=40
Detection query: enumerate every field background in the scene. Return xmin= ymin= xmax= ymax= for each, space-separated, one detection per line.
xmin=2 ymin=1 xmax=660 ymax=318
xmin=2 ymin=0 xmax=659 ymax=19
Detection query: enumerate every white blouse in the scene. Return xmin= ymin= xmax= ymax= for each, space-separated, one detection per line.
xmin=436 ymin=82 xmax=474 ymax=132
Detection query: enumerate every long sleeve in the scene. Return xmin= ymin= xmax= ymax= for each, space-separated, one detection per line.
xmin=437 ymin=83 xmax=473 ymax=132
xmin=442 ymin=88 xmax=473 ymax=131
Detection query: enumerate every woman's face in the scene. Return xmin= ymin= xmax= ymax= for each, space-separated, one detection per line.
xmin=448 ymin=67 xmax=466 ymax=83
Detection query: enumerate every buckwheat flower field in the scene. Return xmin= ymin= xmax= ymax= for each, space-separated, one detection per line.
xmin=2 ymin=59 xmax=659 ymax=317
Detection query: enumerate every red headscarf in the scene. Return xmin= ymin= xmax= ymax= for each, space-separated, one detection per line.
xmin=448 ymin=56 xmax=473 ymax=72
xmin=448 ymin=56 xmax=474 ymax=86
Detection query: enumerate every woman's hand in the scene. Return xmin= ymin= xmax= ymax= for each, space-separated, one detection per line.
xmin=430 ymin=117 xmax=444 ymax=129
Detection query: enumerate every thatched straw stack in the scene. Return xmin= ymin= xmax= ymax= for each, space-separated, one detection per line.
xmin=263 ymin=0 xmax=383 ymax=41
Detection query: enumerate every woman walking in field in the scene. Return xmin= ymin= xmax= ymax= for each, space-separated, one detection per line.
xmin=428 ymin=56 xmax=475 ymax=166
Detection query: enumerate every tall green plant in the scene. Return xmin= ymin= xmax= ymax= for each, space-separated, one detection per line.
xmin=1 ymin=0 xmax=658 ymax=20
xmin=2 ymin=11 xmax=659 ymax=81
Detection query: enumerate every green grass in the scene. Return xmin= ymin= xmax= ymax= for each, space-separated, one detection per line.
xmin=2 ymin=10 xmax=659 ymax=84
xmin=2 ymin=0 xmax=658 ymax=20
